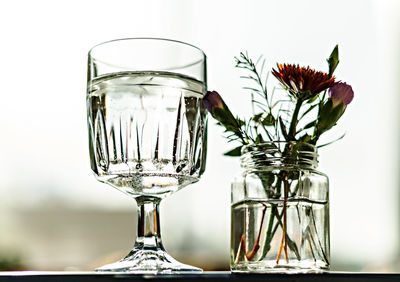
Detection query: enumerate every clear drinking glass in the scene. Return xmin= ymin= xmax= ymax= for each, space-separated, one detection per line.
xmin=86 ymin=38 xmax=207 ymax=273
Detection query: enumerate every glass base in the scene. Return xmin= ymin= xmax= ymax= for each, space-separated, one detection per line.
xmin=231 ymin=260 xmax=328 ymax=274
xmin=95 ymin=248 xmax=203 ymax=274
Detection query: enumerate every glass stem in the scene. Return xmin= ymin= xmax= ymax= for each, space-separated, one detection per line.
xmin=134 ymin=196 xmax=164 ymax=251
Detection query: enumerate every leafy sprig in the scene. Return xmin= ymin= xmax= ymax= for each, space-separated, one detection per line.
xmin=202 ymin=45 xmax=354 ymax=156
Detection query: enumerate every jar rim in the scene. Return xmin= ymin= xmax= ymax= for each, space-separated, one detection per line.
xmin=242 ymin=141 xmax=317 ymax=154
xmin=240 ymin=141 xmax=318 ymax=169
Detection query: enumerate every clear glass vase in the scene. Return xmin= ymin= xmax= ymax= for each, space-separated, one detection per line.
xmin=230 ymin=142 xmax=329 ymax=273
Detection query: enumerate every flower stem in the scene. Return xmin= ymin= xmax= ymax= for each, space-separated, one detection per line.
xmin=276 ymin=176 xmax=289 ymax=264
xmin=310 ymin=208 xmax=330 ymax=264
xmin=258 ymin=205 xmax=277 ymax=260
xmin=234 ymin=205 xmax=267 ymax=262
xmin=288 ymin=98 xmax=304 ymax=140
xmin=274 ymin=99 xmax=303 ymax=263
xmin=244 ymin=205 xmax=267 ymax=260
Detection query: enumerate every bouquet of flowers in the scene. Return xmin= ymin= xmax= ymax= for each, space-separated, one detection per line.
xmin=203 ymin=46 xmax=354 ymax=271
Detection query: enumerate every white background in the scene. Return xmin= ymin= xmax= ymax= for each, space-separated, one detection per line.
xmin=0 ymin=0 xmax=399 ymax=271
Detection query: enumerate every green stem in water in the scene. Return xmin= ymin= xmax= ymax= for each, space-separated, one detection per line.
xmin=276 ymin=176 xmax=289 ymax=264
xmin=258 ymin=203 xmax=301 ymax=262
xmin=310 ymin=207 xmax=330 ymax=264
xmin=258 ymin=204 xmax=277 ymax=260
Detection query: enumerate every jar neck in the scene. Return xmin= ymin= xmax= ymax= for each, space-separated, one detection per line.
xmin=240 ymin=142 xmax=318 ymax=170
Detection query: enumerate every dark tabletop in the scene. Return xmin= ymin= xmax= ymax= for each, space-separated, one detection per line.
xmin=0 ymin=271 xmax=400 ymax=282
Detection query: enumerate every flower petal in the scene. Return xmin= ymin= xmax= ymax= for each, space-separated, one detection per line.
xmin=272 ymin=63 xmax=335 ymax=100
xmin=328 ymin=82 xmax=354 ymax=106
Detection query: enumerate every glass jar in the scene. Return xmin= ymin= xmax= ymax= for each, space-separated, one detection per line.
xmin=230 ymin=142 xmax=329 ymax=273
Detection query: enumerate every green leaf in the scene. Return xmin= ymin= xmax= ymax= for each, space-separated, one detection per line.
xmin=327 ymin=45 xmax=339 ymax=77
xmin=303 ymin=120 xmax=317 ymax=130
xmin=223 ymin=146 xmax=243 ymax=156
xmin=315 ymin=99 xmax=346 ymax=137
xmin=317 ymin=133 xmax=346 ymax=148
xmin=213 ymin=108 xmax=241 ymax=135
xmin=236 ymin=118 xmax=246 ymax=127
xmin=262 ymin=114 xmax=276 ymax=126
xmin=299 ymin=134 xmax=312 ymax=143
xmin=253 ymin=113 xmax=275 ymax=126
xmin=307 ymin=94 xmax=319 ymax=103
xmin=255 ymin=133 xmax=264 ymax=143
xmin=252 ymin=113 xmax=263 ymax=123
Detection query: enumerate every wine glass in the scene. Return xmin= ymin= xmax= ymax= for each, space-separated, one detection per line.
xmin=86 ymin=38 xmax=207 ymax=273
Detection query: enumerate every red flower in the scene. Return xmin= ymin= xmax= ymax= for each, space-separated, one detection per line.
xmin=272 ymin=64 xmax=336 ymax=100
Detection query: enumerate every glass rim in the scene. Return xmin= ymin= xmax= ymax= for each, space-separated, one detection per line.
xmin=88 ymin=37 xmax=207 ymax=62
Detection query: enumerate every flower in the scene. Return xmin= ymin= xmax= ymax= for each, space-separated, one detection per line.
xmin=203 ymin=91 xmax=224 ymax=115
xmin=328 ymin=82 xmax=354 ymax=107
xmin=314 ymin=83 xmax=354 ymax=139
xmin=203 ymin=91 xmax=242 ymax=138
xmin=272 ymin=64 xmax=336 ymax=100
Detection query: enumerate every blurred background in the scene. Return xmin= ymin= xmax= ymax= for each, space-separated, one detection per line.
xmin=0 ymin=0 xmax=399 ymax=272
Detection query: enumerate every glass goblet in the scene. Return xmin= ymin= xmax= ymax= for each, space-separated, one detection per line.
xmin=86 ymin=38 xmax=207 ymax=273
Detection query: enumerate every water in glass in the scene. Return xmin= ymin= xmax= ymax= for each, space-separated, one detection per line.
xmin=87 ymin=71 xmax=207 ymax=198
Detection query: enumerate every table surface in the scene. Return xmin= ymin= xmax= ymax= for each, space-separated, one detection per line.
xmin=0 ymin=271 xmax=400 ymax=282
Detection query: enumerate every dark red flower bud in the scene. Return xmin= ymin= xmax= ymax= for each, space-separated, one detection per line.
xmin=203 ymin=91 xmax=224 ymax=115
